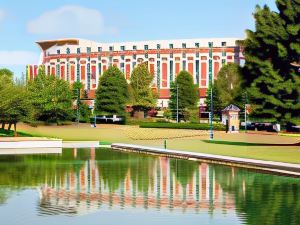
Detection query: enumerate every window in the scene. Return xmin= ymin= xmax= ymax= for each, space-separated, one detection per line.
xmin=109 ymin=46 xmax=114 ymax=51
xmin=169 ymin=44 xmax=173 ymax=49
xmin=98 ymin=47 xmax=102 ymax=52
xmin=133 ymin=54 xmax=136 ymax=60
xmin=182 ymin=53 xmax=186 ymax=58
xmin=222 ymin=42 xmax=227 ymax=47
xmin=121 ymin=55 xmax=125 ymax=60
xmin=157 ymin=44 xmax=161 ymax=50
xmin=170 ymin=53 xmax=173 ymax=58
xmin=182 ymin=43 xmax=186 ymax=48
xmin=57 ymin=49 xmax=60 ymax=54
xmin=208 ymin=42 xmax=213 ymax=48
xmin=77 ymin=48 xmax=80 ymax=54
xmin=157 ymin=53 xmax=160 ymax=58
xmin=145 ymin=53 xmax=148 ymax=59
xmin=87 ymin=47 xmax=91 ymax=54
xmin=222 ymin=59 xmax=226 ymax=65
xmin=121 ymin=46 xmax=125 ymax=51
xmin=182 ymin=61 xmax=186 ymax=71
xmin=222 ymin=51 xmax=226 ymax=57
xmin=133 ymin=45 xmax=137 ymax=50
xmin=195 ymin=43 xmax=200 ymax=48
xmin=120 ymin=63 xmax=125 ymax=73
xmin=66 ymin=48 xmax=70 ymax=54
xmin=196 ymin=52 xmax=199 ymax=58
xmin=144 ymin=45 xmax=148 ymax=50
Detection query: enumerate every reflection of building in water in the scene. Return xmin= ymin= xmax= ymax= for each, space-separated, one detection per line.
xmin=38 ymin=148 xmax=235 ymax=215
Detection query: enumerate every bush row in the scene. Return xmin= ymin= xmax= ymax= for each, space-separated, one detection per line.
xmin=139 ymin=122 xmax=225 ymax=131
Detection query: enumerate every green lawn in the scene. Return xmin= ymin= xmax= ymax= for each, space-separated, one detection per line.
xmin=17 ymin=123 xmax=300 ymax=164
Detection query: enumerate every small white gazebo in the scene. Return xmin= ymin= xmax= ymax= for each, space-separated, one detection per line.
xmin=222 ymin=104 xmax=240 ymax=133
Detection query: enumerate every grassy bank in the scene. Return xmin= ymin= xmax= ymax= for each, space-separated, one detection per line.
xmin=16 ymin=123 xmax=300 ymax=164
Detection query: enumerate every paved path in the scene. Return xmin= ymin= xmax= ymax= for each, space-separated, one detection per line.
xmin=0 ymin=137 xmax=62 ymax=149
xmin=111 ymin=143 xmax=300 ymax=177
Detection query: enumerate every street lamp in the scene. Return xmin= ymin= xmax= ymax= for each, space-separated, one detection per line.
xmin=176 ymin=84 xmax=179 ymax=123
xmin=208 ymin=42 xmax=213 ymax=140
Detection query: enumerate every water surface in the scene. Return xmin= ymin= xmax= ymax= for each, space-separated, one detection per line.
xmin=0 ymin=148 xmax=299 ymax=225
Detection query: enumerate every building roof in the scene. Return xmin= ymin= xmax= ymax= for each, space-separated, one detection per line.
xmin=36 ymin=39 xmax=80 ymax=51
xmin=222 ymin=104 xmax=240 ymax=112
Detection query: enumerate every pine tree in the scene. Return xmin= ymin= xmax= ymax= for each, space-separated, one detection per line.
xmin=94 ymin=66 xmax=129 ymax=116
xmin=243 ymin=1 xmax=300 ymax=125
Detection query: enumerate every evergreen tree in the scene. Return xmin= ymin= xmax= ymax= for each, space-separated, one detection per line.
xmin=94 ymin=66 xmax=129 ymax=116
xmin=129 ymin=63 xmax=156 ymax=111
xmin=169 ymin=71 xmax=199 ymax=120
xmin=27 ymin=73 xmax=73 ymax=124
xmin=243 ymin=0 xmax=300 ymax=124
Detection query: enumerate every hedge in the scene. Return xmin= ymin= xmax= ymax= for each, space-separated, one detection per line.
xmin=139 ymin=122 xmax=225 ymax=131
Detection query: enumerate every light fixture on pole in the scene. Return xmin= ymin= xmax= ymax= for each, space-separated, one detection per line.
xmin=208 ymin=42 xmax=214 ymax=140
xmin=176 ymin=84 xmax=179 ymax=123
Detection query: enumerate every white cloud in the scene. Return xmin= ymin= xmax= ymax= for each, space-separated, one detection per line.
xmin=27 ymin=5 xmax=114 ymax=36
xmin=0 ymin=51 xmax=39 ymax=65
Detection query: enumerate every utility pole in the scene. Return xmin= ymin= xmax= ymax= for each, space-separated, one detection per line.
xmin=244 ymin=91 xmax=248 ymax=133
xmin=208 ymin=42 xmax=214 ymax=140
xmin=176 ymin=84 xmax=179 ymax=123
xmin=77 ymin=88 xmax=80 ymax=126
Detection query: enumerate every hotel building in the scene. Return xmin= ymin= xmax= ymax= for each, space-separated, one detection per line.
xmin=34 ymin=38 xmax=242 ymax=107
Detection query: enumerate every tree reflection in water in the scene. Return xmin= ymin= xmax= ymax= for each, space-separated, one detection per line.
xmin=0 ymin=148 xmax=299 ymax=224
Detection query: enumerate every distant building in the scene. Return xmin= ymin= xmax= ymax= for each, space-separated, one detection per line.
xmin=30 ymin=38 xmax=243 ymax=107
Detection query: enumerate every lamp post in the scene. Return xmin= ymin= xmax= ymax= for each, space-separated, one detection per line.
xmin=176 ymin=84 xmax=179 ymax=123
xmin=208 ymin=42 xmax=214 ymax=140
xmin=244 ymin=91 xmax=248 ymax=133
xmin=77 ymin=88 xmax=80 ymax=126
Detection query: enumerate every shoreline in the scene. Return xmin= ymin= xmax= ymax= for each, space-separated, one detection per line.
xmin=111 ymin=143 xmax=300 ymax=178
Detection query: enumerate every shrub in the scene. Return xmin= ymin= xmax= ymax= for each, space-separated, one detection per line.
xmin=139 ymin=122 xmax=225 ymax=130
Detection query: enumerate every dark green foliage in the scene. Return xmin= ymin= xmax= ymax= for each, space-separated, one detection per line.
xmin=243 ymin=1 xmax=300 ymax=124
xmin=0 ymin=68 xmax=13 ymax=78
xmin=0 ymin=72 xmax=31 ymax=134
xmin=78 ymin=103 xmax=92 ymax=123
xmin=130 ymin=63 xmax=156 ymax=110
xmin=169 ymin=71 xmax=199 ymax=120
xmin=206 ymin=64 xmax=243 ymax=116
xmin=95 ymin=66 xmax=129 ymax=116
xmin=27 ymin=73 xmax=73 ymax=123
xmin=139 ymin=122 xmax=225 ymax=131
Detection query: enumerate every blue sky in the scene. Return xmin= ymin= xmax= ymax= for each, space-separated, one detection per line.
xmin=0 ymin=0 xmax=277 ymax=77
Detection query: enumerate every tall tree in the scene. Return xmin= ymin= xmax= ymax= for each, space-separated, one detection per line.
xmin=206 ymin=63 xmax=243 ymax=116
xmin=129 ymin=63 xmax=156 ymax=111
xmin=243 ymin=1 xmax=300 ymax=125
xmin=0 ymin=68 xmax=13 ymax=78
xmin=169 ymin=71 xmax=199 ymax=120
xmin=27 ymin=73 xmax=73 ymax=124
xmin=0 ymin=75 xmax=31 ymax=135
xmin=94 ymin=66 xmax=129 ymax=116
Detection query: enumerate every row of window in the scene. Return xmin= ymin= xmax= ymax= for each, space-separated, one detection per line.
xmin=56 ymin=42 xmax=227 ymax=55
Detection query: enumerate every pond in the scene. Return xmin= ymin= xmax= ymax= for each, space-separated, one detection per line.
xmin=0 ymin=148 xmax=299 ymax=225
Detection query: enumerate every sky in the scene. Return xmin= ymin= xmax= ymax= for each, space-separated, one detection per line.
xmin=0 ymin=0 xmax=277 ymax=77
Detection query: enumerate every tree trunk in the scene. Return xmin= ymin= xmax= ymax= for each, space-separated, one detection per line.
xmin=8 ymin=123 xmax=12 ymax=131
xmin=1 ymin=122 xmax=5 ymax=129
xmin=14 ymin=123 xmax=17 ymax=137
